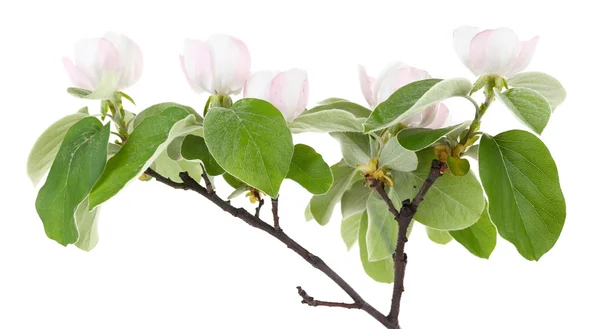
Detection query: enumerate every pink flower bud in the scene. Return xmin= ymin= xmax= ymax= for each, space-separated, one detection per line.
xmin=244 ymin=69 xmax=309 ymax=122
xmin=454 ymin=26 xmax=539 ymax=78
xmin=180 ymin=35 xmax=251 ymax=96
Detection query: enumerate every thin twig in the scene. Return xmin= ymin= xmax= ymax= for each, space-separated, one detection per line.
xmin=255 ymin=198 xmax=265 ymax=217
xmin=297 ymin=286 xmax=361 ymax=309
xmin=272 ymin=197 xmax=280 ymax=230
xmin=199 ymin=163 xmax=214 ymax=194
xmin=144 ymin=168 xmax=393 ymax=328
xmin=369 ymin=160 xmax=447 ymax=328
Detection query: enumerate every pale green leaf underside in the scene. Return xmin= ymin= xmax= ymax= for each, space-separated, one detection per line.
xmin=341 ymin=211 xmax=362 ymax=250
xmin=378 ymin=137 xmax=418 ymax=172
xmin=89 ymin=106 xmax=197 ymax=209
xmin=35 ymin=117 xmax=110 ymax=246
xmin=507 ymin=72 xmax=566 ymax=110
xmin=366 ymin=195 xmax=398 ymax=261
xmin=450 ymin=205 xmax=497 ymax=259
xmin=341 ymin=180 xmax=373 ymax=219
xmin=396 ymin=121 xmax=471 ymax=151
xmin=364 ymin=78 xmax=472 ymax=132
xmin=67 ymin=72 xmax=118 ymax=100
xmin=479 ymin=131 xmax=566 ymax=261
xmin=290 ymin=101 xmax=370 ymax=133
xmin=390 ymin=150 xmax=485 ymax=230
xmin=495 ymin=87 xmax=551 ymax=134
xmin=359 ymin=212 xmax=394 ymax=283
xmin=426 ymin=227 xmax=453 ymax=245
xmin=330 ymin=132 xmax=374 ymax=167
xmin=74 ymin=197 xmax=100 ymax=251
xmin=27 ymin=111 xmax=89 ymax=186
xmin=203 ymin=99 xmax=294 ymax=198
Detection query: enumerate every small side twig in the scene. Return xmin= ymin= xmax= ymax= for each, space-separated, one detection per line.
xmin=199 ymin=163 xmax=214 ymax=194
xmin=272 ymin=197 xmax=280 ymax=230
xmin=297 ymin=286 xmax=361 ymax=309
xmin=255 ymin=198 xmax=265 ymax=217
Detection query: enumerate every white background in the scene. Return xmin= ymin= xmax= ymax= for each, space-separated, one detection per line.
xmin=1 ymin=0 xmax=598 ymax=328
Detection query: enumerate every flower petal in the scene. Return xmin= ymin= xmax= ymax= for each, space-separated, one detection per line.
xmin=103 ymin=32 xmax=143 ymax=89
xmin=181 ymin=39 xmax=213 ymax=94
xmin=376 ymin=66 xmax=430 ymax=106
xmin=62 ymin=57 xmax=93 ymax=90
xmin=244 ymin=70 xmax=279 ymax=100
xmin=269 ymin=69 xmax=309 ymax=122
xmin=453 ymin=26 xmax=480 ymax=74
xmin=470 ymin=28 xmax=520 ymax=76
xmin=205 ymin=34 xmax=251 ymax=95
xmin=425 ymin=103 xmax=449 ymax=129
xmin=73 ymin=38 xmax=120 ymax=88
xmin=358 ymin=65 xmax=376 ymax=108
xmin=505 ymin=36 xmax=540 ymax=77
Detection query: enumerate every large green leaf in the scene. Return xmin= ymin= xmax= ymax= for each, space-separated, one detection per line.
xmin=390 ymin=150 xmax=485 ymax=230
xmin=366 ymin=195 xmax=398 ymax=261
xmin=449 ymin=205 xmax=497 ymax=259
xmin=308 ymin=161 xmax=360 ymax=225
xmin=426 ymin=227 xmax=453 ymax=245
xmin=378 ymin=137 xmax=418 ymax=172
xmin=89 ymin=106 xmax=197 ymax=208
xmin=132 ymin=102 xmax=203 ymax=129
xmin=364 ymin=78 xmax=472 ymax=132
xmin=203 ymin=99 xmax=293 ymax=198
xmin=495 ymin=87 xmax=551 ymax=134
xmin=27 ymin=110 xmax=89 ymax=186
xmin=507 ymin=72 xmax=566 ymax=110
xmin=330 ymin=132 xmax=375 ymax=167
xmin=341 ymin=212 xmax=362 ymax=250
xmin=290 ymin=101 xmax=371 ymax=133
xmin=35 ymin=117 xmax=110 ymax=246
xmin=359 ymin=212 xmax=394 ymax=283
xmin=341 ymin=180 xmax=373 ymax=219
xmin=479 ymin=130 xmax=566 ymax=260
xmin=396 ymin=121 xmax=470 ymax=151
xmin=286 ymin=144 xmax=332 ymax=194
xmin=180 ymin=135 xmax=224 ymax=176
xmin=74 ymin=197 xmax=100 ymax=251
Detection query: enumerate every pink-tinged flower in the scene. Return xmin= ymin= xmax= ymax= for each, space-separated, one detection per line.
xmin=244 ymin=69 xmax=309 ymax=122
xmin=63 ymin=32 xmax=143 ymax=93
xmin=359 ymin=62 xmax=448 ymax=128
xmin=180 ymin=35 xmax=251 ymax=95
xmin=453 ymin=26 xmax=539 ymax=78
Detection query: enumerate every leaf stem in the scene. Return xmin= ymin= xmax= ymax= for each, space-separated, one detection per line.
xmin=460 ymin=83 xmax=495 ymax=145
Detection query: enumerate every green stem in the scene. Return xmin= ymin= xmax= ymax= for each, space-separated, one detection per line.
xmin=460 ymin=84 xmax=495 ymax=145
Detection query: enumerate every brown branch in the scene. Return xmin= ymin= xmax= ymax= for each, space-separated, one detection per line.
xmin=369 ymin=159 xmax=447 ymax=328
xmin=297 ymin=286 xmax=361 ymax=309
xmin=144 ymin=168 xmax=393 ymax=328
xmin=271 ymin=197 xmax=280 ymax=230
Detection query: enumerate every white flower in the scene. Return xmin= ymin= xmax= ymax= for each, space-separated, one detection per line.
xmin=359 ymin=62 xmax=448 ymax=128
xmin=180 ymin=34 xmax=251 ymax=95
xmin=453 ymin=26 xmax=539 ymax=77
xmin=244 ymin=69 xmax=309 ymax=122
xmin=63 ymin=32 xmax=143 ymax=93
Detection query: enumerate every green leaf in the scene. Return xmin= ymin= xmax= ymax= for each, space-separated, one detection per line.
xmin=495 ymin=87 xmax=551 ymax=134
xmin=89 ymin=106 xmax=197 ymax=208
xmin=132 ymin=102 xmax=203 ymax=129
xmin=366 ymin=195 xmax=398 ymax=261
xmin=479 ymin=130 xmax=566 ymax=260
xmin=74 ymin=198 xmax=100 ymax=251
xmin=426 ymin=227 xmax=453 ymax=245
xmin=203 ymin=99 xmax=294 ymax=198
xmin=317 ymin=97 xmax=351 ymax=105
xmin=308 ymin=161 xmax=360 ymax=225
xmin=390 ymin=150 xmax=485 ymax=230
xmin=364 ymin=78 xmax=472 ymax=132
xmin=341 ymin=180 xmax=373 ymax=219
xmin=67 ymin=72 xmax=119 ymax=100
xmin=290 ymin=101 xmax=371 ymax=133
xmin=463 ymin=145 xmax=479 ymax=160
xmin=507 ymin=72 xmax=566 ymax=110
xmin=180 ymin=135 xmax=225 ymax=176
xmin=305 ymin=204 xmax=314 ymax=222
xmin=152 ymin=150 xmax=204 ymax=184
xmin=450 ymin=205 xmax=497 ymax=259
xmin=223 ymin=173 xmax=245 ymax=189
xmin=286 ymin=144 xmax=333 ymax=194
xmin=359 ymin=212 xmax=394 ymax=283
xmin=396 ymin=121 xmax=471 ymax=151
xmin=166 ymin=136 xmax=186 ymax=161
xmin=446 ymin=156 xmax=471 ymax=176
xmin=35 ymin=117 xmax=110 ymax=246
xmin=330 ymin=132 xmax=375 ymax=167
xmin=378 ymin=137 xmax=417 ymax=172
xmin=27 ymin=111 xmax=89 ymax=186
xmin=341 ymin=211 xmax=362 ymax=250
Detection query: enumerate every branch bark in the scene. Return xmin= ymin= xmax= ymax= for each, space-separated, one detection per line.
xmin=369 ymin=160 xmax=447 ymax=328
xmin=144 ymin=168 xmax=392 ymax=328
